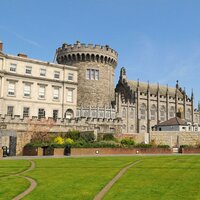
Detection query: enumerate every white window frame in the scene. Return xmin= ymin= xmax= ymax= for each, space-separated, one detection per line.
xmin=7 ymin=106 xmax=14 ymax=116
xmin=25 ymin=66 xmax=32 ymax=75
xmin=86 ymin=69 xmax=99 ymax=80
xmin=67 ymin=88 xmax=73 ymax=102
xmin=23 ymin=84 xmax=31 ymax=97
xmin=7 ymin=81 xmax=15 ymax=96
xmin=38 ymin=108 xmax=45 ymax=119
xmin=68 ymin=73 xmax=74 ymax=81
xmin=40 ymin=68 xmax=46 ymax=77
xmin=38 ymin=85 xmax=45 ymax=99
xmin=23 ymin=107 xmax=30 ymax=118
xmin=53 ymin=87 xmax=59 ymax=100
xmin=10 ymin=63 xmax=17 ymax=72
xmin=54 ymin=71 xmax=60 ymax=79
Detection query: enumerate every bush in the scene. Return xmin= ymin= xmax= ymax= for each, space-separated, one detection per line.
xmin=157 ymin=144 xmax=170 ymax=148
xmin=80 ymin=131 xmax=95 ymax=143
xmin=63 ymin=130 xmax=80 ymax=141
xmin=135 ymin=143 xmax=153 ymax=148
xmin=121 ymin=138 xmax=135 ymax=147
xmin=65 ymin=138 xmax=74 ymax=145
xmin=103 ymin=133 xmax=115 ymax=141
xmin=54 ymin=136 xmax=64 ymax=144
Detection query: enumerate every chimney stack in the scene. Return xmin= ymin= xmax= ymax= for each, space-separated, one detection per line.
xmin=0 ymin=41 xmax=3 ymax=51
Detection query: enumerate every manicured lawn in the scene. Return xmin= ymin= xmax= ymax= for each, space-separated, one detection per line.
xmin=104 ymin=156 xmax=200 ymax=200
xmin=1 ymin=156 xmax=200 ymax=200
xmin=23 ymin=157 xmax=139 ymax=200
xmin=0 ymin=160 xmax=31 ymax=200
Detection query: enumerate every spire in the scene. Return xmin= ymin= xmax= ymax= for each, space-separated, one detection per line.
xmin=166 ymin=84 xmax=168 ymax=94
xmin=157 ymin=82 xmax=160 ymax=92
xmin=147 ymin=80 xmax=150 ymax=92
xmin=120 ymin=67 xmax=126 ymax=81
xmin=191 ymin=88 xmax=194 ymax=100
xmin=137 ymin=78 xmax=140 ymax=87
xmin=176 ymin=80 xmax=179 ymax=89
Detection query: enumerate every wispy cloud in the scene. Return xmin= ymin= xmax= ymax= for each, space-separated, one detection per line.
xmin=0 ymin=25 xmax=41 ymax=47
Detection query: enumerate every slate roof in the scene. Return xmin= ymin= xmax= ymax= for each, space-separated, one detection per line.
xmin=156 ymin=117 xmax=187 ymax=126
xmin=127 ymin=80 xmax=184 ymax=98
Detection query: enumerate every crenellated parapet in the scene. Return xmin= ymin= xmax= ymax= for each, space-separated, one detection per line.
xmin=56 ymin=41 xmax=118 ymax=68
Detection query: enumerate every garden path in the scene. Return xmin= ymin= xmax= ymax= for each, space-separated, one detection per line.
xmin=93 ymin=160 xmax=141 ymax=200
xmin=12 ymin=160 xmax=37 ymax=200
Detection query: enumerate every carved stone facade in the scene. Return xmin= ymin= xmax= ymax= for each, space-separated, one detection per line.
xmin=115 ymin=67 xmax=195 ymax=133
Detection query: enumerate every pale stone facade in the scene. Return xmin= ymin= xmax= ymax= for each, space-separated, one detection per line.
xmin=0 ymin=46 xmax=78 ymax=119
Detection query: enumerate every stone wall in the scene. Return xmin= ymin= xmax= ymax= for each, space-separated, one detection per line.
xmin=150 ymin=131 xmax=200 ymax=147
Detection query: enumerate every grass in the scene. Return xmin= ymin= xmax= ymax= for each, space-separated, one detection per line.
xmin=1 ymin=156 xmax=200 ymax=200
xmin=0 ymin=160 xmax=31 ymax=200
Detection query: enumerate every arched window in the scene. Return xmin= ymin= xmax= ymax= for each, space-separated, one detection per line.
xmin=130 ymin=125 xmax=134 ymax=131
xmin=65 ymin=109 xmax=74 ymax=119
xmin=122 ymin=108 xmax=126 ymax=118
xmin=186 ymin=108 xmax=191 ymax=120
xmin=150 ymin=105 xmax=156 ymax=120
xmin=169 ymin=106 xmax=175 ymax=118
xmin=141 ymin=125 xmax=146 ymax=131
xmin=130 ymin=108 xmax=134 ymax=119
xmin=160 ymin=106 xmax=166 ymax=121
xmin=140 ymin=103 xmax=146 ymax=120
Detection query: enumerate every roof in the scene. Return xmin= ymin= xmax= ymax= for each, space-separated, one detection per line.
xmin=156 ymin=117 xmax=187 ymax=126
xmin=127 ymin=80 xmax=184 ymax=98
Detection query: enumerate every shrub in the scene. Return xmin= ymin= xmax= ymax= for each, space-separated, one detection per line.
xmin=54 ymin=136 xmax=64 ymax=144
xmin=157 ymin=144 xmax=170 ymax=148
xmin=121 ymin=138 xmax=135 ymax=147
xmin=80 ymin=131 xmax=95 ymax=143
xmin=103 ymin=133 xmax=115 ymax=141
xmin=64 ymin=130 xmax=80 ymax=141
xmin=135 ymin=143 xmax=153 ymax=148
xmin=65 ymin=138 xmax=74 ymax=145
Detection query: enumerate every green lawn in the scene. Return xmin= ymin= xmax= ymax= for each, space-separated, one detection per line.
xmin=1 ymin=156 xmax=200 ymax=200
xmin=0 ymin=160 xmax=31 ymax=200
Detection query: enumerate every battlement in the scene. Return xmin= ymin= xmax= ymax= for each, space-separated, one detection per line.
xmin=56 ymin=41 xmax=118 ymax=68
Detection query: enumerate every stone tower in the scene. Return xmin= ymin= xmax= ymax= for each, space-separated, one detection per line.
xmin=56 ymin=41 xmax=118 ymax=107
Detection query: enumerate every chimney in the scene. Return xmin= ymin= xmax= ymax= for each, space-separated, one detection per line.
xmin=0 ymin=41 xmax=3 ymax=51
xmin=17 ymin=53 xmax=28 ymax=58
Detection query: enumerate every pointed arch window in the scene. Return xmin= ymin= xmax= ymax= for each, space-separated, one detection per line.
xmin=169 ymin=106 xmax=175 ymax=118
xmin=150 ymin=105 xmax=156 ymax=120
xmin=160 ymin=105 xmax=166 ymax=121
xmin=140 ymin=103 xmax=146 ymax=120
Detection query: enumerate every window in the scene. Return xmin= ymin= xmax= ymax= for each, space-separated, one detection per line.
xmin=160 ymin=106 xmax=166 ymax=121
xmin=23 ymin=107 xmax=30 ymax=118
xmin=141 ymin=125 xmax=146 ymax=131
xmin=169 ymin=106 xmax=175 ymax=118
xmin=53 ymin=110 xmax=58 ymax=120
xmin=86 ymin=69 xmax=99 ymax=80
xmin=68 ymin=73 xmax=73 ymax=81
xmin=40 ymin=68 xmax=46 ymax=77
xmin=140 ymin=103 xmax=146 ymax=120
xmin=38 ymin=85 xmax=45 ymax=99
xmin=53 ymin=87 xmax=59 ymax=100
xmin=54 ymin=71 xmax=60 ymax=79
xmin=38 ymin=108 xmax=45 ymax=119
xmin=7 ymin=106 xmax=14 ymax=116
xmin=8 ymin=82 xmax=15 ymax=96
xmin=24 ymin=84 xmax=31 ymax=97
xmin=130 ymin=108 xmax=134 ymax=119
xmin=10 ymin=63 xmax=16 ymax=72
xmin=122 ymin=108 xmax=126 ymax=118
xmin=150 ymin=105 xmax=156 ymax=120
xmin=25 ymin=66 xmax=32 ymax=75
xmin=186 ymin=108 xmax=191 ymax=120
xmin=67 ymin=88 xmax=73 ymax=102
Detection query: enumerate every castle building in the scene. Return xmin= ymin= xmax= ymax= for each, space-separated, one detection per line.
xmin=115 ymin=67 xmax=195 ymax=133
xmin=0 ymin=42 xmax=78 ymax=119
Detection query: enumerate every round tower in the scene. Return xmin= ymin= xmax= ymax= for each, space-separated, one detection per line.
xmin=56 ymin=41 xmax=118 ymax=107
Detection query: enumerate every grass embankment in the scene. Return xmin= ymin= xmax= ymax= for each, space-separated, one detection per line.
xmin=0 ymin=160 xmax=31 ymax=200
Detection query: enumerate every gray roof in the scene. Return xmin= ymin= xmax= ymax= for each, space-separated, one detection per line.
xmin=127 ymin=80 xmax=184 ymax=98
xmin=157 ymin=117 xmax=187 ymax=126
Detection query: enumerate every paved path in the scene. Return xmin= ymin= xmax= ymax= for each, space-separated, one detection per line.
xmin=93 ymin=160 xmax=141 ymax=200
xmin=12 ymin=160 xmax=37 ymax=200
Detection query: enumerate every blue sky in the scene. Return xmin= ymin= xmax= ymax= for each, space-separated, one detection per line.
xmin=1 ymin=0 xmax=200 ymax=106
